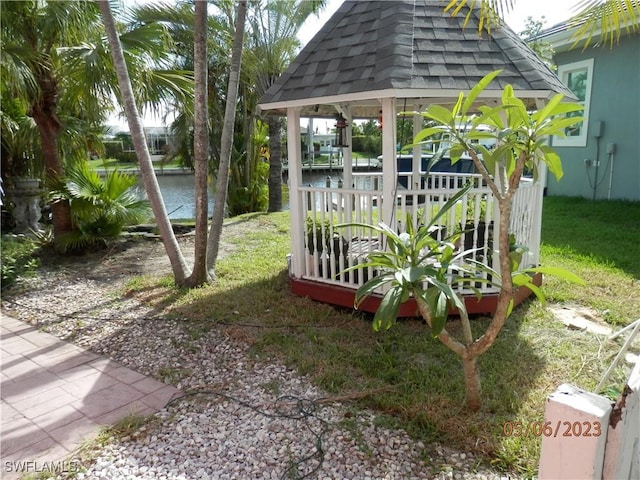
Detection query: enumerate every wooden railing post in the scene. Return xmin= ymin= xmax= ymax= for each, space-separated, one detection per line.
xmin=539 ymin=384 xmax=613 ymax=479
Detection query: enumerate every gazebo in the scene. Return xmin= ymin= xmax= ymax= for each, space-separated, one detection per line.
xmin=258 ymin=0 xmax=573 ymax=315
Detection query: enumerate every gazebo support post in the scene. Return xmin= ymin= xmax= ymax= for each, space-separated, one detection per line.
xmin=380 ymin=97 xmax=397 ymax=232
xmin=287 ymin=107 xmax=305 ymax=278
xmin=412 ymin=107 xmax=424 ymax=195
xmin=341 ymin=106 xmax=354 ymax=232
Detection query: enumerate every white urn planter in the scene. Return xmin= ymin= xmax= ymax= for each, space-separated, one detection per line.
xmin=8 ymin=178 xmax=44 ymax=234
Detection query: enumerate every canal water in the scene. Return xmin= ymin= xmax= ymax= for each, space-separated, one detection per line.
xmin=151 ymin=171 xmax=341 ymax=219
xmin=151 ymin=174 xmax=214 ymax=220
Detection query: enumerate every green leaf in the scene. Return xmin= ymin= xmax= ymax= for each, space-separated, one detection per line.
xmin=354 ymin=275 xmax=392 ymax=309
xmin=524 ymin=266 xmax=586 ymax=285
xmin=531 ymin=93 xmax=564 ymax=123
xmin=462 ymin=69 xmax=502 ymax=115
xmin=423 ymin=104 xmax=454 ymax=126
xmin=512 ymin=273 xmax=546 ymax=305
xmin=430 ymin=181 xmax=472 ymax=227
xmin=400 ymin=266 xmax=428 ymax=284
xmin=545 ymin=101 xmax=584 ymax=117
xmin=539 ymin=116 xmax=585 ymax=137
xmin=451 ymin=92 xmax=464 ymax=118
xmin=505 ymin=96 xmax=529 ymax=127
xmin=431 ymin=277 xmax=466 ymax=313
xmin=501 ymin=84 xmax=515 ymax=104
xmin=449 ymin=144 xmax=465 ymax=164
xmin=539 ymin=145 xmax=563 ymax=181
xmin=412 ymin=126 xmax=446 ymax=145
xmin=372 ymin=284 xmax=405 ymax=331
xmin=476 ymin=105 xmax=506 ymax=129
xmin=475 ymin=145 xmax=496 ymax=174
xmin=430 ymin=291 xmax=449 ymax=336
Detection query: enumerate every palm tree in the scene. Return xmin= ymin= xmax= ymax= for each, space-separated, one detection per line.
xmin=447 ymin=0 xmax=639 ymax=44
xmin=185 ymin=0 xmax=211 ymax=286
xmin=206 ymin=0 xmax=248 ymax=273
xmin=0 ymin=1 xmax=100 ymax=239
xmin=244 ymin=0 xmax=327 ymax=212
xmin=98 ymin=0 xmax=189 ymax=283
xmin=0 ymin=0 xmax=192 ymax=246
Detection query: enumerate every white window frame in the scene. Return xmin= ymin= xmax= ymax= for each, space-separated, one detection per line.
xmin=553 ymin=58 xmax=594 ymax=147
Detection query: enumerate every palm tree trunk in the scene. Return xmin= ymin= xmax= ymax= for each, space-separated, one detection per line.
xmin=30 ymin=76 xmax=74 ymax=241
xmin=206 ymin=0 xmax=247 ymax=273
xmin=267 ymin=115 xmax=282 ymax=212
xmin=98 ymin=0 xmax=188 ymax=284
xmin=185 ymin=0 xmax=212 ymax=287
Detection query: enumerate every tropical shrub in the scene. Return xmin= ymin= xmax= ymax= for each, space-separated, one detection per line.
xmin=49 ymin=163 xmax=150 ymax=252
xmin=1 ymin=235 xmax=40 ymax=290
xmin=228 ymin=121 xmax=269 ymax=215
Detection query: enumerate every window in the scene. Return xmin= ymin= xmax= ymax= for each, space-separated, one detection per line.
xmin=553 ymin=59 xmax=594 ymax=147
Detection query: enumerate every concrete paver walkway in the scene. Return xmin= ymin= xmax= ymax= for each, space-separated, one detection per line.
xmin=1 ymin=315 xmax=180 ymax=479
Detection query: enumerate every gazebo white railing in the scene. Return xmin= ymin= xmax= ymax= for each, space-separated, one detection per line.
xmin=290 ymin=171 xmax=544 ymax=296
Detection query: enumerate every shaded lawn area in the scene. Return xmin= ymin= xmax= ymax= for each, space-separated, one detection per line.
xmin=120 ymin=198 xmax=639 ymax=477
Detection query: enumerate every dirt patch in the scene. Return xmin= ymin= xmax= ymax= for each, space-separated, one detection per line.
xmin=38 ymin=218 xmax=261 ymax=284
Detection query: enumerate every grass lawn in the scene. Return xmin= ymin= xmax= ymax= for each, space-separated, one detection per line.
xmin=116 ymin=197 xmax=638 ymax=477
xmin=87 ymin=157 xmax=184 ymax=171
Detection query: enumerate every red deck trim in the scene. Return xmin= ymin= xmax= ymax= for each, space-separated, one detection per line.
xmin=290 ymin=273 xmax=543 ymax=317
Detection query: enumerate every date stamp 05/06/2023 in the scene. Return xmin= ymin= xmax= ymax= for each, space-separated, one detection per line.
xmin=502 ymin=420 xmax=602 ymax=438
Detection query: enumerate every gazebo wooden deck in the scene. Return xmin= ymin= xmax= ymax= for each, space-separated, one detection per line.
xmin=259 ymin=0 xmax=573 ymax=316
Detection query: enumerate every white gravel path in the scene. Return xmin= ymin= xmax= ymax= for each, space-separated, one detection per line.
xmin=2 ymin=241 xmax=521 ymax=480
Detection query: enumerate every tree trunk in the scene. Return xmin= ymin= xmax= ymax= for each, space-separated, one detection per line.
xmin=30 ymin=75 xmax=74 ymax=241
xmin=206 ymin=0 xmax=247 ymax=273
xmin=185 ymin=0 xmax=211 ymax=287
xmin=461 ymin=354 xmax=482 ymax=411
xmin=98 ymin=0 xmax=188 ymax=284
xmin=267 ymin=115 xmax=282 ymax=212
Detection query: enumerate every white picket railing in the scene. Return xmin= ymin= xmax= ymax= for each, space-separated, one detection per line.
xmin=292 ymin=172 xmax=543 ymax=295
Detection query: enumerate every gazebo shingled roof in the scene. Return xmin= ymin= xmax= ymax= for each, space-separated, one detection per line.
xmin=259 ymin=0 xmax=574 ymax=117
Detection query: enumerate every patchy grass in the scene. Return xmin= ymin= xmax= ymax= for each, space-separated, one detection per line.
xmin=541 ymin=196 xmax=640 ymax=325
xmin=109 ymin=200 xmax=638 ymax=477
xmin=87 ymin=157 xmax=184 ymax=171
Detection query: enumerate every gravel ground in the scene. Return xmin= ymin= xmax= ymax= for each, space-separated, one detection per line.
xmin=2 ymin=235 xmax=521 ymax=480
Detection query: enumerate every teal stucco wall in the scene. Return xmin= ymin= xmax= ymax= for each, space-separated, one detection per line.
xmin=547 ymin=34 xmax=640 ymax=201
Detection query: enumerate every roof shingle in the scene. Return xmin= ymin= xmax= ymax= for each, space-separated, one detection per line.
xmin=259 ymin=0 xmax=574 ymax=115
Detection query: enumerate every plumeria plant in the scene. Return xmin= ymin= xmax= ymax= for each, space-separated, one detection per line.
xmin=342 ymin=70 xmax=585 ymax=410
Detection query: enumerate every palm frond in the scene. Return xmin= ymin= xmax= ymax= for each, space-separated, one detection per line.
xmin=570 ymin=0 xmax=640 ymax=48
xmin=51 ymin=163 xmax=150 ymax=252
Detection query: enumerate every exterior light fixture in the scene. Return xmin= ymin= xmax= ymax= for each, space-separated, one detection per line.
xmin=333 ymin=113 xmax=348 ymax=148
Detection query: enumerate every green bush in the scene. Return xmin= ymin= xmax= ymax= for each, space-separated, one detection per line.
xmin=49 ymin=164 xmax=150 ymax=252
xmin=103 ymin=141 xmax=123 ymax=159
xmin=352 ymin=135 xmax=381 ymax=156
xmin=1 ymin=236 xmax=40 ymax=290
xmin=116 ymin=151 xmax=138 ymax=163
